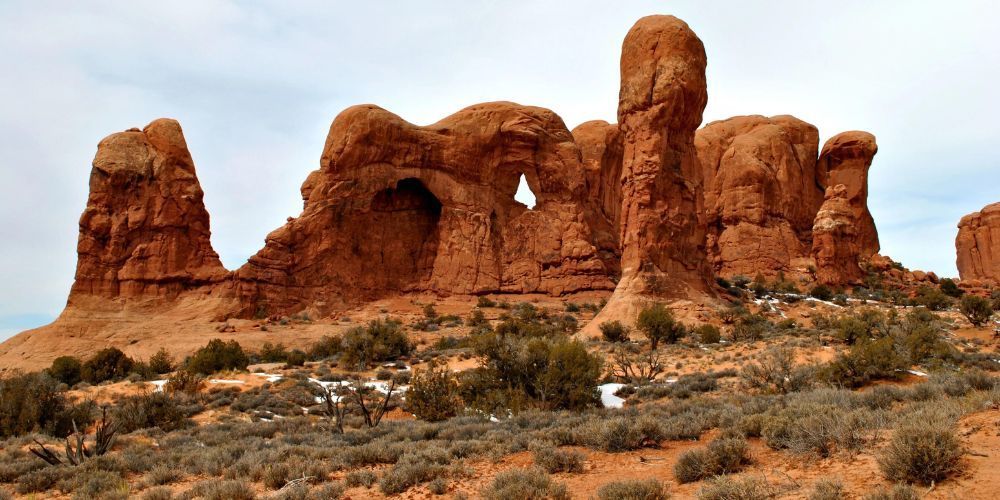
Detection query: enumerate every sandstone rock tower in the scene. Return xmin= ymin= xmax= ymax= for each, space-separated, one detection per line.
xmin=956 ymin=202 xmax=1000 ymax=283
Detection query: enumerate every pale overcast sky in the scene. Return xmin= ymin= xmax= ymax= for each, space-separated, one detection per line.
xmin=1 ymin=1 xmax=997 ymax=339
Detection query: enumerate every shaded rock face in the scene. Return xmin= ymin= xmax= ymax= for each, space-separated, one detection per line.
xmin=956 ymin=202 xmax=1000 ymax=283
xmin=812 ymin=184 xmax=864 ymax=285
xmin=71 ymin=119 xmax=226 ymax=303
xmin=697 ymin=115 xmax=821 ymax=278
xmin=573 ymin=120 xmax=623 ymax=276
xmin=233 ymin=102 xmax=614 ymax=316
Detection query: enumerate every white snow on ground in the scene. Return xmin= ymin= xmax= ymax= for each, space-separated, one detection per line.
xmin=150 ymin=380 xmax=168 ymax=393
xmin=599 ymin=383 xmax=625 ymax=408
xmin=803 ymin=297 xmax=843 ymax=308
xmin=209 ymin=379 xmax=245 ymax=385
xmin=252 ymin=373 xmax=283 ymax=383
xmin=906 ymin=369 xmax=929 ymax=377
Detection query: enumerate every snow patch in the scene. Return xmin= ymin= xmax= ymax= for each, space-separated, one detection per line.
xmin=599 ymin=383 xmax=626 ymax=408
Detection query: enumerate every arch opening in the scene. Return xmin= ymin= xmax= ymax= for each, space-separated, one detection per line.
xmin=366 ymin=178 xmax=442 ymax=289
xmin=514 ymin=173 xmax=537 ymax=209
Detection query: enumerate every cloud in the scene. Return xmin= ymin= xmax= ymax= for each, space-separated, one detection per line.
xmin=0 ymin=0 xmax=997 ymax=340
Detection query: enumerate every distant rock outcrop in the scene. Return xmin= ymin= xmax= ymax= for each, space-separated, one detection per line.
xmin=233 ymin=102 xmax=614 ymax=316
xmin=71 ymin=119 xmax=227 ymax=303
xmin=956 ymin=202 xmax=1000 ymax=283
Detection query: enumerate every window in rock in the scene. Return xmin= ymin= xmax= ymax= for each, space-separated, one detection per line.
xmin=514 ymin=173 xmax=537 ymax=209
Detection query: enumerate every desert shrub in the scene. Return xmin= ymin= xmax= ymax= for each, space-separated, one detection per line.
xmin=65 ymin=469 xmax=126 ymax=498
xmin=939 ymin=278 xmax=964 ymax=298
xmin=284 ymin=349 xmax=306 ymax=367
xmin=695 ymin=324 xmax=721 ymax=344
xmin=582 ymin=415 xmax=665 ymax=452
xmin=311 ymin=482 xmax=346 ymax=499
xmin=141 ymin=487 xmax=175 ymax=500
xmin=862 ymin=484 xmax=920 ymax=500
xmin=82 ymin=347 xmax=135 ymax=383
xmin=406 ymin=363 xmax=463 ymax=422
xmin=565 ymin=302 xmax=581 ymax=313
xmin=913 ymin=286 xmax=951 ymax=311
xmin=0 ymin=371 xmax=92 ymax=438
xmin=600 ymin=321 xmax=631 ymax=343
xmin=480 ymin=467 xmax=567 ymax=500
xmin=809 ymin=284 xmax=833 ymax=301
xmin=378 ymin=450 xmax=450 ymax=494
xmin=674 ymin=437 xmax=751 ymax=483
xmin=185 ymin=479 xmax=256 ymax=500
xmin=532 ymin=444 xmax=585 ymax=473
xmin=697 ymin=475 xmax=771 ymax=500
xmin=477 ymin=296 xmax=497 ymax=308
xmin=48 ymin=355 xmax=83 ymax=386
xmin=833 ymin=316 xmax=868 ymax=344
xmin=762 ymin=403 xmax=880 ymax=457
xmin=148 ymin=348 xmax=174 ymax=375
xmin=636 ymin=304 xmax=685 ymax=349
xmin=463 ymin=334 xmax=601 ymax=412
xmin=877 ymin=424 xmax=962 ymax=485
xmin=340 ymin=319 xmax=412 ymax=369
xmin=729 ymin=314 xmax=769 ymax=342
xmin=597 ymin=479 xmax=669 ymax=500
xmin=15 ymin=465 xmax=70 ymax=494
xmin=307 ymin=335 xmax=342 ymax=360
xmin=820 ymin=338 xmax=907 ymax=388
xmin=741 ymin=347 xmax=811 ymax=394
xmin=960 ymin=294 xmax=993 ymax=327
xmin=259 ymin=342 xmax=289 ymax=363
xmin=262 ymin=463 xmax=290 ymax=489
xmin=467 ymin=308 xmax=488 ymax=327
xmin=145 ymin=464 xmax=183 ymax=486
xmin=114 ymin=392 xmax=189 ymax=433
xmin=809 ymin=477 xmax=844 ymax=500
xmin=344 ymin=469 xmax=377 ymax=488
xmin=164 ymin=370 xmax=205 ymax=395
xmin=185 ymin=339 xmax=249 ymax=375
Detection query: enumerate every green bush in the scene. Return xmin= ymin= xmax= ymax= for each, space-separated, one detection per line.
xmin=939 ymin=278 xmax=964 ymax=298
xmin=820 ymin=337 xmax=907 ymax=388
xmin=259 ymin=342 xmax=289 ymax=363
xmin=599 ymin=320 xmax=630 ymax=343
xmin=467 ymin=308 xmax=489 ymax=327
xmin=48 ymin=355 xmax=82 ymax=386
xmin=148 ymin=348 xmax=174 ymax=375
xmin=596 ymin=479 xmax=669 ymax=500
xmin=82 ymin=347 xmax=135 ymax=383
xmin=809 ymin=284 xmax=833 ymax=301
xmin=0 ymin=371 xmax=93 ymax=438
xmin=480 ymin=467 xmax=567 ymax=500
xmin=185 ymin=339 xmax=249 ymax=375
xmin=307 ymin=335 xmax=342 ymax=360
xmin=636 ymin=303 xmax=685 ymax=349
xmin=729 ymin=314 xmax=769 ymax=342
xmin=114 ymin=392 xmax=189 ymax=433
xmin=877 ymin=424 xmax=962 ymax=485
xmin=405 ymin=363 xmax=463 ymax=422
xmin=913 ymin=286 xmax=951 ymax=311
xmin=695 ymin=324 xmax=721 ymax=344
xmin=340 ymin=319 xmax=412 ymax=369
xmin=959 ymin=294 xmax=993 ymax=327
xmin=477 ymin=296 xmax=497 ymax=308
xmin=674 ymin=437 xmax=751 ymax=483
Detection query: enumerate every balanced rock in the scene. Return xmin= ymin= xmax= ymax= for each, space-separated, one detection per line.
xmin=817 ymin=131 xmax=879 ymax=257
xmin=956 ymin=202 xmax=1000 ymax=283
xmin=71 ymin=119 xmax=226 ymax=302
xmin=697 ymin=115 xmax=821 ymax=278
xmin=233 ymin=102 xmax=614 ymax=316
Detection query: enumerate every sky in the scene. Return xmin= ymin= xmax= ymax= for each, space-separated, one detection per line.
xmin=0 ymin=1 xmax=997 ymax=340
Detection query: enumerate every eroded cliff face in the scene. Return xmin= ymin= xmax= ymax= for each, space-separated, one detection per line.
xmin=812 ymin=184 xmax=865 ymax=285
xmin=71 ymin=119 xmax=227 ymax=303
xmin=817 ymin=131 xmax=879 ymax=258
xmin=957 ymin=202 xmax=1000 ymax=283
xmin=232 ymin=102 xmax=614 ymax=316
xmin=573 ymin=120 xmax=623 ymax=276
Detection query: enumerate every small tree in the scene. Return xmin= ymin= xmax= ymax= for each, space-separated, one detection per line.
xmin=186 ymin=339 xmax=249 ymax=375
xmin=148 ymin=348 xmax=174 ymax=375
xmin=939 ymin=278 xmax=964 ymax=298
xmin=959 ymin=295 xmax=993 ymax=327
xmin=405 ymin=363 xmax=463 ymax=422
xmin=636 ymin=303 xmax=684 ymax=350
xmin=48 ymin=356 xmax=82 ymax=386
xmin=599 ymin=320 xmax=630 ymax=343
xmin=81 ymin=347 xmax=135 ymax=384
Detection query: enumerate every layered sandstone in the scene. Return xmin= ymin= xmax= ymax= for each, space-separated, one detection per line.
xmin=573 ymin=120 xmax=623 ymax=275
xmin=71 ymin=119 xmax=227 ymax=303
xmin=812 ymin=185 xmax=864 ymax=284
xmin=697 ymin=115 xmax=821 ymax=278
xmin=956 ymin=202 xmax=1000 ymax=283
xmin=817 ymin=131 xmax=879 ymax=257
xmin=233 ymin=102 xmax=614 ymax=316
xmin=588 ymin=15 xmax=713 ymax=331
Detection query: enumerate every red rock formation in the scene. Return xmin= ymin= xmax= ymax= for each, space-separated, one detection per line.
xmin=233 ymin=102 xmax=614 ymax=316
xmin=817 ymin=131 xmax=879 ymax=257
xmin=573 ymin=120 xmax=623 ymax=275
xmin=812 ymin=184 xmax=864 ymax=284
xmin=956 ymin=202 xmax=1000 ymax=283
xmin=697 ymin=115 xmax=821 ymax=278
xmin=588 ymin=15 xmax=712 ymax=332
xmin=71 ymin=119 xmax=227 ymax=302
